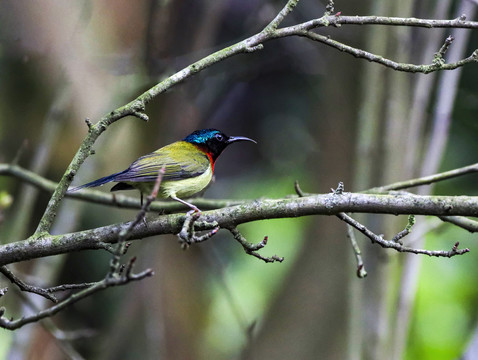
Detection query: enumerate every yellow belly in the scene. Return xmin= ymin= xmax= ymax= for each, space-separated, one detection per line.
xmin=160 ymin=165 xmax=213 ymax=198
xmin=129 ymin=165 xmax=213 ymax=199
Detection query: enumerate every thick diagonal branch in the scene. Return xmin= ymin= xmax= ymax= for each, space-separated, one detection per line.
xmin=2 ymin=192 xmax=478 ymax=266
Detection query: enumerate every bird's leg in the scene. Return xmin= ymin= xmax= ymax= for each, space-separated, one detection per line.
xmin=170 ymin=195 xmax=200 ymax=213
xmin=140 ymin=192 xmax=144 ymax=206
xmin=172 ymin=194 xmax=199 ymax=247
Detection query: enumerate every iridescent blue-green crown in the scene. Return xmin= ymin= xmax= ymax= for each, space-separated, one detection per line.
xmin=183 ymin=129 xmax=220 ymax=144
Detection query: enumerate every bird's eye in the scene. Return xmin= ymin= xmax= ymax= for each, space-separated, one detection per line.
xmin=214 ymin=133 xmax=224 ymax=141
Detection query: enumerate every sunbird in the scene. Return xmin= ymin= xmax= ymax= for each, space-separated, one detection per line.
xmin=69 ymin=128 xmax=256 ymax=211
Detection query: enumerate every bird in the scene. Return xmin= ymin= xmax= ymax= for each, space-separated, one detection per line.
xmin=68 ymin=128 xmax=256 ymax=212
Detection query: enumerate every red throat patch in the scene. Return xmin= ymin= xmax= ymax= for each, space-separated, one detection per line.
xmin=194 ymin=144 xmax=215 ymax=172
xmin=206 ymin=152 xmax=215 ymax=172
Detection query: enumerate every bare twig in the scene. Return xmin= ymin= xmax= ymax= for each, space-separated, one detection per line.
xmin=346 ymin=225 xmax=367 ymax=278
xmin=45 ymin=282 xmax=97 ymax=293
xmin=294 ymin=180 xmax=306 ymax=197
xmin=0 ymin=267 xmax=153 ymax=330
xmin=264 ymin=0 xmax=299 ymax=32
xmin=438 ymin=216 xmax=478 ymax=232
xmin=228 ymin=227 xmax=284 ymax=263
xmin=298 ymin=30 xmax=477 ymax=74
xmin=299 ymin=181 xmax=366 ymax=276
xmin=329 ymin=182 xmax=367 ymax=278
xmin=433 ymin=35 xmax=455 ymax=65
xmin=296 ymin=14 xmax=478 ymax=30
xmin=391 ymin=215 xmax=416 ymax=244
xmin=84 ymin=118 xmax=93 ymax=130
xmin=130 ymin=110 xmax=149 ymax=122
xmin=0 ymin=266 xmax=58 ymax=303
xmin=336 ymin=212 xmax=469 ymax=257
xmin=367 ymin=162 xmax=478 ymax=192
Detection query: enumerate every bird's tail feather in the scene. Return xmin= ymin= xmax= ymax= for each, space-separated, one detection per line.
xmin=68 ymin=170 xmax=126 ymax=193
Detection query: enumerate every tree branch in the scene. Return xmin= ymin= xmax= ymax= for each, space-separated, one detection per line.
xmin=294 ymin=14 xmax=478 ymax=30
xmin=228 ymin=227 xmax=284 ymax=263
xmin=336 ymin=212 xmax=469 ymax=257
xmin=264 ymin=0 xmax=299 ymax=32
xmin=0 ymin=266 xmax=58 ymax=303
xmin=0 ymin=267 xmax=153 ymax=330
xmin=438 ymin=216 xmax=478 ymax=232
xmin=2 ymin=191 xmax=478 ymax=266
xmin=297 ymin=31 xmax=477 ymax=74
xmin=346 ymin=224 xmax=367 ymax=278
xmin=367 ymin=162 xmax=478 ymax=192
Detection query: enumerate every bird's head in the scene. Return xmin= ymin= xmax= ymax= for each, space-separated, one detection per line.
xmin=183 ymin=128 xmax=256 ymax=162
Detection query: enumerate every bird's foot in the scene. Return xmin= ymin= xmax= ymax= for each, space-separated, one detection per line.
xmin=186 ymin=207 xmax=200 ymax=217
xmin=177 ymin=210 xmax=219 ymax=249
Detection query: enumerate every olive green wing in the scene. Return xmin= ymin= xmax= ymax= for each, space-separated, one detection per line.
xmin=113 ymin=142 xmax=211 ymax=183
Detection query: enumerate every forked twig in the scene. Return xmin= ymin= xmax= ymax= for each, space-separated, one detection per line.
xmin=228 ymin=227 xmax=284 ymax=263
xmin=336 ymin=212 xmax=469 ymax=258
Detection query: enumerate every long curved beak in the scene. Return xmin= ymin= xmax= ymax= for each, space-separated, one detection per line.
xmin=227 ymin=135 xmax=257 ymax=144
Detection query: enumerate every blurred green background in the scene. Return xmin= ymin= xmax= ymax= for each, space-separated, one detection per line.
xmin=1 ymin=0 xmax=478 ymax=359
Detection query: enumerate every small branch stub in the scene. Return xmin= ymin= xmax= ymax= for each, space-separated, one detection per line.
xmin=356 ymin=264 xmax=367 ymax=279
xmin=229 ymin=227 xmax=284 ymax=263
xmin=244 ymin=44 xmax=264 ymax=53
xmin=433 ymin=35 xmax=454 ymax=66
xmin=392 ymin=215 xmax=415 ymax=244
xmin=325 ymin=0 xmax=335 ymax=15
xmin=131 ymin=110 xmax=149 ymax=122
xmin=85 ymin=118 xmax=93 ymax=131
xmin=333 ymin=182 xmax=345 ymax=195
